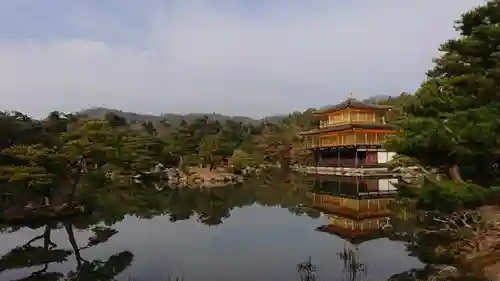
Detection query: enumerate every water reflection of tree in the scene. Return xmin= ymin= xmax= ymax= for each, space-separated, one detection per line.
xmin=2 ymin=170 xmax=317 ymax=230
xmin=379 ymin=201 xmax=456 ymax=281
xmin=68 ymin=170 xmax=317 ymax=228
xmin=296 ymin=244 xmax=367 ymax=281
xmin=163 ymin=171 xmax=317 ymax=226
xmin=0 ymin=222 xmax=132 ymax=281
xmin=0 ymin=171 xmax=317 ymax=280
xmin=337 ymin=244 xmax=366 ymax=281
xmin=297 ymin=256 xmax=316 ymax=281
xmin=0 ymin=223 xmax=69 ymax=280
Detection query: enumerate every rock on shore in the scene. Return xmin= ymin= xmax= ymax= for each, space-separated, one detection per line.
xmin=168 ymin=167 xmax=245 ymax=188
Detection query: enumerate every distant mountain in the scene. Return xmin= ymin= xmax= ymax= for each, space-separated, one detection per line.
xmin=80 ymin=107 xmax=285 ymax=126
xmin=79 ymin=94 xmax=392 ymax=126
xmin=363 ymin=95 xmax=393 ymax=104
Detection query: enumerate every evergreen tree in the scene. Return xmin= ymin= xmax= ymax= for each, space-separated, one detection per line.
xmin=387 ymin=0 xmax=500 ymax=184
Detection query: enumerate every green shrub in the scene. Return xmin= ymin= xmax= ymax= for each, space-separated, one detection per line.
xmin=231 ymin=149 xmax=254 ymax=173
xmin=417 ymin=179 xmax=488 ymax=212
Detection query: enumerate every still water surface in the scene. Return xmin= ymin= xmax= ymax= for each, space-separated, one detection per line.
xmin=0 ymin=175 xmax=424 ymax=281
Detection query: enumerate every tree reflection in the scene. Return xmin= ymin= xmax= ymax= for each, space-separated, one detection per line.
xmin=66 ymin=251 xmax=133 ymax=281
xmin=296 ymin=247 xmax=367 ymax=281
xmin=161 ymin=171 xmax=316 ymax=225
xmin=0 ymin=223 xmax=69 ymax=281
xmin=337 ymin=244 xmax=366 ymax=281
xmin=0 ymin=171 xmax=317 ymax=280
xmin=0 ymin=170 xmax=432 ymax=281
xmin=68 ymin=170 xmax=317 ymax=229
xmin=297 ymin=256 xmax=316 ymax=281
xmin=0 ymin=222 xmax=132 ymax=281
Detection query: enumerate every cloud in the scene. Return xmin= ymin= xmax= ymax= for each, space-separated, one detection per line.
xmin=0 ymin=0 xmax=487 ymax=118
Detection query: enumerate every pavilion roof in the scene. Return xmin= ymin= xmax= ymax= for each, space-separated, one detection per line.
xmin=298 ymin=123 xmax=394 ymax=136
xmin=315 ymin=98 xmax=392 ymax=115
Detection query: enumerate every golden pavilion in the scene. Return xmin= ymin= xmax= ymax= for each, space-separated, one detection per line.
xmin=299 ymin=97 xmax=396 ymax=168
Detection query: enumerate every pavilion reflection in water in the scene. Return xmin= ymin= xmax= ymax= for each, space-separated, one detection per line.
xmin=308 ymin=175 xmax=398 ymax=244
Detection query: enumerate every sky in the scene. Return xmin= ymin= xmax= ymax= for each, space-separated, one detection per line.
xmin=0 ymin=0 xmax=488 ymax=118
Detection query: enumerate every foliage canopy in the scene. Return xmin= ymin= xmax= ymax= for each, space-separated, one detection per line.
xmin=387 ymin=0 xmax=500 ymax=184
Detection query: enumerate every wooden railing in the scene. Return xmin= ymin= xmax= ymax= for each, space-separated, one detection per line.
xmin=319 ymin=119 xmax=383 ymax=128
xmin=304 ymin=137 xmax=386 ymax=148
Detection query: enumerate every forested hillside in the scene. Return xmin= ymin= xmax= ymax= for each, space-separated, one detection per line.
xmin=79 ymin=93 xmax=404 ymax=128
xmin=81 ymin=107 xmax=287 ymax=126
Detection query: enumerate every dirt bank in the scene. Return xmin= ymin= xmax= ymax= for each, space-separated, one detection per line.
xmin=172 ymin=167 xmax=244 ymax=188
xmin=455 ymin=206 xmax=500 ymax=280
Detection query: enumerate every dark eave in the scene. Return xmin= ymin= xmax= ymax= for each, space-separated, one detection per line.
xmin=298 ymin=123 xmax=394 ymax=136
xmin=314 ymin=98 xmax=392 ymax=115
xmin=309 ymin=204 xmax=391 ymax=220
xmin=315 ymin=225 xmax=385 ymax=244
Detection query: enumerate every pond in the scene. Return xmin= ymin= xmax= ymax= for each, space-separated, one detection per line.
xmin=0 ymin=174 xmax=424 ymax=281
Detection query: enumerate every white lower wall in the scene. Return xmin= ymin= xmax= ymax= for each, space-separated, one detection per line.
xmin=377 ymin=151 xmax=396 ymax=164
xmin=377 ymin=152 xmax=388 ymax=163
xmin=378 ymin=178 xmax=398 ymax=192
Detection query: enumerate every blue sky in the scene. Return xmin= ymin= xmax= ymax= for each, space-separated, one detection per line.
xmin=0 ymin=0 xmax=488 ymax=118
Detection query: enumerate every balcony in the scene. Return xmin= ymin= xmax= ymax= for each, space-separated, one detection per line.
xmin=304 ymin=132 xmax=388 ymax=148
xmin=318 ymin=111 xmax=385 ymax=128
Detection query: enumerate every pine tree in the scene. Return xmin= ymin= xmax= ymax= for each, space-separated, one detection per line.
xmin=387 ymin=0 xmax=500 ymax=184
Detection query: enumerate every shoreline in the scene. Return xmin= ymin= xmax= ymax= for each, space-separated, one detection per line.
xmin=453 ymin=205 xmax=500 ymax=280
xmin=0 ymin=166 xmax=250 ymax=223
xmin=397 ymin=205 xmax=500 ymax=281
xmin=0 ymin=203 xmax=91 ymax=225
xmin=164 ymin=166 xmax=247 ymax=188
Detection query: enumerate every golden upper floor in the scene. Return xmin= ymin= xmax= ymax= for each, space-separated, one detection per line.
xmin=315 ymin=98 xmax=392 ymax=128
